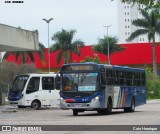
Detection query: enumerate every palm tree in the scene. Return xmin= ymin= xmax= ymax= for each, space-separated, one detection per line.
xmin=2 ymin=42 xmax=46 ymax=65
xmin=50 ymin=29 xmax=84 ymax=64
xmin=120 ymin=0 xmax=159 ymax=9
xmin=93 ymin=36 xmax=124 ymax=63
xmin=126 ymin=9 xmax=160 ymax=75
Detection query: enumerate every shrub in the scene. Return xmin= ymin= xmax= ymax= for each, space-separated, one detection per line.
xmin=146 ymin=68 xmax=160 ymax=99
xmin=0 ymin=62 xmax=38 ymax=93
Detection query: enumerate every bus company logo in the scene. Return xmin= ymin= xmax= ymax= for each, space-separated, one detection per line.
xmin=2 ymin=126 xmax=11 ymax=131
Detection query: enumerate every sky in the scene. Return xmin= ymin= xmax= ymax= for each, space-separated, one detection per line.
xmin=0 ymin=0 xmax=118 ymax=48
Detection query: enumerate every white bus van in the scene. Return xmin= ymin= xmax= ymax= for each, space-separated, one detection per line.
xmin=8 ymin=73 xmax=60 ymax=109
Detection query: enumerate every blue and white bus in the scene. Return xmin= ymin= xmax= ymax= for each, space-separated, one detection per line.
xmin=57 ymin=63 xmax=146 ymax=116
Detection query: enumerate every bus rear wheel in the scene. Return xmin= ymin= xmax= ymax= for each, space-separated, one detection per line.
xmin=31 ymin=100 xmax=41 ymax=110
xmin=73 ymin=109 xmax=78 ymax=116
xmin=129 ymin=98 xmax=135 ymax=112
xmin=124 ymin=98 xmax=135 ymax=112
xmin=105 ymin=99 xmax=112 ymax=115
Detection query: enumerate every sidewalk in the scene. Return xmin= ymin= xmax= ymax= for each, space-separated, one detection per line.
xmin=147 ymin=99 xmax=160 ymax=104
xmin=0 ymin=105 xmax=18 ymax=112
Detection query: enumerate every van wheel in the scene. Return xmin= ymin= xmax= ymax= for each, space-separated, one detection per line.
xmin=31 ymin=100 xmax=41 ymax=110
xmin=73 ymin=109 xmax=78 ymax=116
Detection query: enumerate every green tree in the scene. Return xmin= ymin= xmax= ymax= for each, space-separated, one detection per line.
xmin=126 ymin=9 xmax=160 ymax=75
xmin=93 ymin=36 xmax=124 ymax=63
xmin=120 ymin=0 xmax=160 ymax=9
xmin=0 ymin=62 xmax=38 ymax=92
xmin=80 ymin=55 xmax=101 ymax=64
xmin=2 ymin=43 xmax=46 ymax=65
xmin=50 ymin=29 xmax=84 ymax=64
xmin=146 ymin=67 xmax=160 ymax=99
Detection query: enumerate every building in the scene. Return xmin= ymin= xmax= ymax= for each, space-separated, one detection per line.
xmin=117 ymin=1 xmax=160 ymax=44
xmin=6 ymin=43 xmax=160 ymax=75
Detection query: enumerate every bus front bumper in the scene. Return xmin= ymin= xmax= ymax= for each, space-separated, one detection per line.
xmin=60 ymin=100 xmax=101 ymax=110
xmin=9 ymin=99 xmax=24 ymax=106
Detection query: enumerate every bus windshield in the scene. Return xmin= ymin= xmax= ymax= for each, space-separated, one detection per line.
xmin=62 ymin=73 xmax=98 ymax=92
xmin=10 ymin=75 xmax=29 ymax=92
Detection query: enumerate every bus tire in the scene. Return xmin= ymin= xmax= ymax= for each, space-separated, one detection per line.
xmin=73 ymin=109 xmax=78 ymax=116
xmin=129 ymin=98 xmax=135 ymax=112
xmin=105 ymin=99 xmax=112 ymax=115
xmin=124 ymin=98 xmax=135 ymax=112
xmin=97 ymin=110 xmax=104 ymax=114
xmin=124 ymin=108 xmax=129 ymax=112
xmin=31 ymin=100 xmax=41 ymax=110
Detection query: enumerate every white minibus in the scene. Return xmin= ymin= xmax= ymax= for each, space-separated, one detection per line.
xmin=8 ymin=73 xmax=60 ymax=109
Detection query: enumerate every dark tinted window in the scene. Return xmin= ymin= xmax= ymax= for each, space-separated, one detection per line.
xmin=42 ymin=77 xmax=54 ymax=90
xmin=26 ymin=77 xmax=40 ymax=94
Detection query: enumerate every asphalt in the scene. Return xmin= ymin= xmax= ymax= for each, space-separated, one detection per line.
xmin=0 ymin=99 xmax=159 ymax=111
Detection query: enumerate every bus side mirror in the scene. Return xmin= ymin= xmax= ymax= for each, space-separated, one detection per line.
xmin=55 ymin=75 xmax=60 ymax=90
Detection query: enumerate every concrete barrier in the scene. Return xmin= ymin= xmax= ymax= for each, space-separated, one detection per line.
xmin=0 ymin=23 xmax=39 ymax=52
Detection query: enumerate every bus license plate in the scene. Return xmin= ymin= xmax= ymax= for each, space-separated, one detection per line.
xmin=74 ymin=103 xmax=82 ymax=107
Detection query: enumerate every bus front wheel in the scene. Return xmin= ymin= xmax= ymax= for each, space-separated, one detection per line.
xmin=31 ymin=100 xmax=41 ymax=110
xmin=73 ymin=109 xmax=78 ymax=116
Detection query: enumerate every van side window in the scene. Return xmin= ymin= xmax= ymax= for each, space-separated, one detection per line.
xmin=42 ymin=77 xmax=54 ymax=90
xmin=26 ymin=77 xmax=40 ymax=94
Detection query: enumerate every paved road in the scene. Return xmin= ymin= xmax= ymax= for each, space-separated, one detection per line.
xmin=0 ymin=103 xmax=160 ymax=134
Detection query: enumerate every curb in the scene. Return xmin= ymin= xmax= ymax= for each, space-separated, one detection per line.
xmin=147 ymin=99 xmax=160 ymax=104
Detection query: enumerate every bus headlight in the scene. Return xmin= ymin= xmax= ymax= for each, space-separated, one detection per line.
xmin=60 ymin=97 xmax=66 ymax=103
xmin=19 ymin=94 xmax=24 ymax=100
xmin=91 ymin=96 xmax=100 ymax=102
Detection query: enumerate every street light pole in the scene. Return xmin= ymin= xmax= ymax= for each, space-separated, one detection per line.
xmin=104 ymin=25 xmax=111 ymax=64
xmin=42 ymin=18 xmax=53 ymax=73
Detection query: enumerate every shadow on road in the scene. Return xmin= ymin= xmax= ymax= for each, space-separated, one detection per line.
xmin=66 ymin=110 xmax=143 ymax=117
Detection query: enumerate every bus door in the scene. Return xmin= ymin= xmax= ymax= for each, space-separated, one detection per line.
xmin=41 ymin=77 xmax=60 ymax=107
xmin=25 ymin=77 xmax=40 ymax=105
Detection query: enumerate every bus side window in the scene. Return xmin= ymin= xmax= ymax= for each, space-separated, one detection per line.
xmin=26 ymin=77 xmax=40 ymax=94
xmin=42 ymin=77 xmax=54 ymax=90
xmin=55 ymin=75 xmax=60 ymax=90
xmin=100 ymin=72 xmax=106 ymax=86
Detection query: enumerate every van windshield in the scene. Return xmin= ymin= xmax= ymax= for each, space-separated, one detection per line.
xmin=10 ymin=75 xmax=29 ymax=92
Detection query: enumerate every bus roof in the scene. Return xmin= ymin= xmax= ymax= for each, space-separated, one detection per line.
xmin=17 ymin=72 xmax=57 ymax=77
xmin=104 ymin=64 xmax=145 ymax=72
xmin=61 ymin=63 xmax=145 ymax=72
